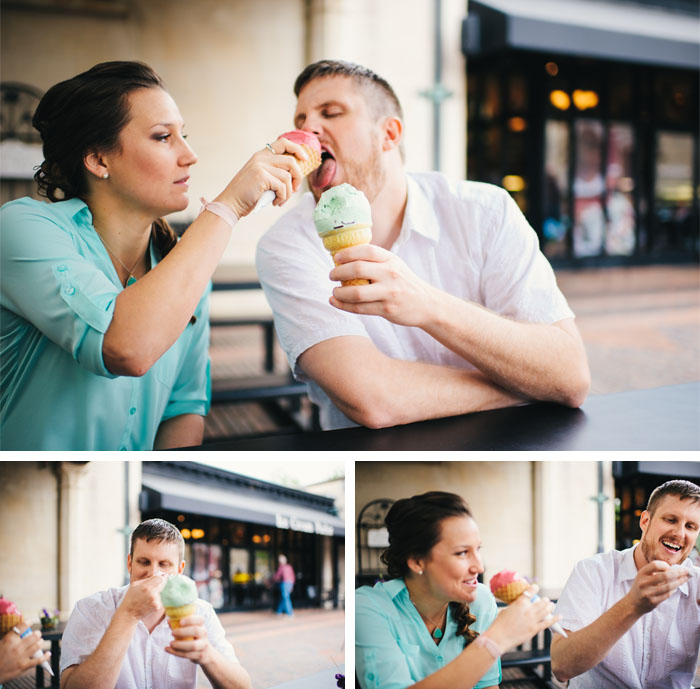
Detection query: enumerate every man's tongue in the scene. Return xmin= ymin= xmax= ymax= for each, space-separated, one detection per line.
xmin=313 ymin=157 xmax=336 ymax=189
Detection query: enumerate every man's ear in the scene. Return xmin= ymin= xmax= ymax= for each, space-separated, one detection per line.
xmin=84 ymin=150 xmax=109 ymax=180
xmin=639 ymin=510 xmax=650 ymax=535
xmin=381 ymin=116 xmax=403 ymax=153
xmin=127 ymin=553 xmax=132 ymax=574
xmin=178 ymin=560 xmax=186 ymax=574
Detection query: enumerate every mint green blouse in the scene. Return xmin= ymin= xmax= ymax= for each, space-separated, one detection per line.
xmin=0 ymin=197 xmax=210 ymax=450
xmin=356 ymin=579 xmax=501 ymax=689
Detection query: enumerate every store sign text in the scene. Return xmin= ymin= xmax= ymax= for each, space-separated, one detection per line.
xmin=276 ymin=513 xmax=334 ymax=536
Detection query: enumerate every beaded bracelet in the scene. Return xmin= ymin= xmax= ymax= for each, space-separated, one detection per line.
xmin=474 ymin=634 xmax=503 ymax=660
xmin=199 ymin=198 xmax=238 ymax=230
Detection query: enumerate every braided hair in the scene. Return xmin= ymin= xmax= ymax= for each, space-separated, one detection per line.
xmin=32 ymin=61 xmax=178 ymax=259
xmin=380 ymin=491 xmax=479 ymax=646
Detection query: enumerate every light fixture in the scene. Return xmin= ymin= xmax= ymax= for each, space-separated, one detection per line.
xmin=191 ymin=528 xmax=205 ymax=539
xmin=181 ymin=528 xmax=191 ymax=539
xmin=549 ymin=90 xmax=570 ymax=111
xmin=545 ymin=62 xmax=559 ymax=76
xmin=177 ymin=515 xmax=185 ymax=522
xmin=573 ymin=90 xmax=599 ymax=110
xmin=508 ymin=117 xmax=527 ymax=132
xmin=502 ymin=175 xmax=526 ymax=193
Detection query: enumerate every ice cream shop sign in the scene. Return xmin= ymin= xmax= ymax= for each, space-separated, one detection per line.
xmin=276 ymin=513 xmax=334 ymax=536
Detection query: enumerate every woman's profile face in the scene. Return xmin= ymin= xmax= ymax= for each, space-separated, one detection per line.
xmin=98 ymin=86 xmax=198 ymax=217
xmin=421 ymin=515 xmax=484 ymax=604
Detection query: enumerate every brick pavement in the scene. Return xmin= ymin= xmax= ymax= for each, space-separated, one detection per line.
xmin=197 ymin=608 xmax=344 ymax=689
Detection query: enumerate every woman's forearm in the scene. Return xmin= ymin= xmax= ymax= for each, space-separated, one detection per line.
xmin=102 ymin=210 xmax=232 ymax=376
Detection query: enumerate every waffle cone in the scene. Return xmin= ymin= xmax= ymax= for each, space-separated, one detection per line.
xmin=0 ymin=613 xmax=22 ymax=634
xmin=321 ymin=223 xmax=373 ymax=286
xmin=296 ymin=144 xmax=322 ymax=177
xmin=165 ymin=603 xmax=196 ymax=640
xmin=493 ymin=580 xmax=529 ymax=604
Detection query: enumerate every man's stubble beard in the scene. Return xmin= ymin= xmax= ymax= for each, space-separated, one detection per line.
xmin=312 ymin=144 xmax=385 ymax=204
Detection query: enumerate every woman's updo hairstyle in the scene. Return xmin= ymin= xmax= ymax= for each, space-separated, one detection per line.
xmin=32 ymin=61 xmax=177 ymax=258
xmin=381 ymin=491 xmax=479 ymax=646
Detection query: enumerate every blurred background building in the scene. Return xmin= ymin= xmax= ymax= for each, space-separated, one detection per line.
xmin=0 ymin=460 xmax=344 ymax=624
xmin=355 ymin=459 xmax=700 ymax=595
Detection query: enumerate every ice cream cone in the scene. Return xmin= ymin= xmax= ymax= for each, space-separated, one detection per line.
xmin=0 ymin=613 xmax=22 ymax=635
xmin=165 ymin=603 xmax=196 ymax=641
xmin=313 ymin=184 xmax=373 ymax=286
xmin=492 ymin=580 xmax=529 ymax=604
xmin=320 ymin=222 xmax=373 ymax=286
xmin=295 ymin=143 xmax=322 ymax=177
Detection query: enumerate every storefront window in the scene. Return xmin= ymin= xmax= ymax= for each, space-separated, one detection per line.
xmin=230 ymin=547 xmax=251 ymax=607
xmin=605 ymin=123 xmax=636 ymax=256
xmin=481 ymin=73 xmax=500 ymax=120
xmin=573 ymin=119 xmax=605 ymax=257
xmin=654 ymin=131 xmax=694 ymax=252
xmin=543 ymin=120 xmax=570 ymax=258
xmin=190 ymin=543 xmax=225 ymax=608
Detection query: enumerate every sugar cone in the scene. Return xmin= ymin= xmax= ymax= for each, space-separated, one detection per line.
xmin=320 ymin=223 xmax=372 ymax=286
xmin=0 ymin=613 xmax=22 ymax=635
xmin=165 ymin=603 xmax=196 ymax=641
xmin=295 ymin=143 xmax=322 ymax=177
xmin=492 ymin=580 xmax=529 ymax=604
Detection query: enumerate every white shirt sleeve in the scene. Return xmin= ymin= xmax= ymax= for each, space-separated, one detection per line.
xmin=474 ymin=185 xmax=575 ymax=324
xmin=256 ymin=196 xmax=370 ymax=378
xmin=555 ymin=557 xmax=607 ymax=633
xmin=202 ymin=603 xmax=238 ymax=662
xmin=59 ymin=592 xmax=115 ymax=674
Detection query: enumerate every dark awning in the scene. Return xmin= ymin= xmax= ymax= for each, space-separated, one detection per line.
xmin=463 ymin=0 xmax=700 ymax=69
xmin=141 ymin=473 xmax=345 ymax=537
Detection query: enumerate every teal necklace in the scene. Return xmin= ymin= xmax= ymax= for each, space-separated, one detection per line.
xmin=409 ymin=592 xmax=447 ymax=642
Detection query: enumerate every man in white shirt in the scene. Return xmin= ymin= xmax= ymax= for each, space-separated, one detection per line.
xmin=256 ymin=60 xmax=590 ymax=430
xmin=60 ymin=518 xmax=250 ymax=689
xmin=551 ymin=479 xmax=700 ymax=689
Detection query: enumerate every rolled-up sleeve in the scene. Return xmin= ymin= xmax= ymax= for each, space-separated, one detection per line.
xmin=59 ymin=596 xmax=110 ymax=674
xmin=555 ymin=560 xmax=605 ymax=633
xmin=477 ymin=186 xmax=574 ymax=324
xmin=1 ymin=199 xmax=118 ymax=377
xmin=355 ymin=589 xmax=415 ymax=689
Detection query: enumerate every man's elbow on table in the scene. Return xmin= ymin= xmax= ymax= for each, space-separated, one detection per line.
xmin=555 ymin=365 xmax=591 ymax=409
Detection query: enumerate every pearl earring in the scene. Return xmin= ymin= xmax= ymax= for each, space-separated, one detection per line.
xmin=418 ymin=570 xmax=423 ymax=575
xmin=102 ymin=172 xmax=109 ymax=179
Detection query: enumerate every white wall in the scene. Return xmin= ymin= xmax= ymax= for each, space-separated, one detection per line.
xmin=0 ymin=460 xmax=139 ymax=622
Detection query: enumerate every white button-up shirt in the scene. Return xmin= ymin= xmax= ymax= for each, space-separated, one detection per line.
xmin=256 ymin=172 xmax=574 ymax=430
xmin=60 ymin=586 xmax=238 ymax=689
xmin=555 ymin=545 xmax=700 ymax=689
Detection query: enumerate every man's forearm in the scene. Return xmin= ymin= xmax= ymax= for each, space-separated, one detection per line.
xmin=300 ymin=337 xmax=524 ymax=429
xmin=200 ymin=647 xmax=251 ymax=689
xmin=62 ymin=611 xmax=137 ymax=689
xmin=551 ymin=596 xmax=641 ymax=682
xmin=424 ymin=291 xmax=590 ymax=407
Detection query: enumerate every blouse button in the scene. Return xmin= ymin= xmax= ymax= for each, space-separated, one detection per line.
xmin=64 ymin=284 xmax=76 ymax=296
xmin=437 ymin=655 xmax=444 ymax=662
xmin=130 ymin=407 xmax=136 ymax=415
xmin=57 ymin=265 xmax=67 ymax=272
xmin=367 ymin=673 xmax=375 ymax=681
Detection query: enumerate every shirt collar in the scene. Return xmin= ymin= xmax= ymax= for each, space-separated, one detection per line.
xmin=396 ymin=175 xmax=440 ymax=245
xmin=61 ymin=197 xmax=92 ymax=224
xmin=383 ymin=577 xmax=409 ymax=600
xmin=623 ymin=544 xmax=690 ymax=596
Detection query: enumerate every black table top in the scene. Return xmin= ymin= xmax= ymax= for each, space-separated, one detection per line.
xmin=192 ymin=382 xmax=699 ymax=451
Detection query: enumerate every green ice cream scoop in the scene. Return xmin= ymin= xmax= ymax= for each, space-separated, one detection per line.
xmin=160 ymin=574 xmax=197 ymax=608
xmin=313 ymin=183 xmax=371 ymax=236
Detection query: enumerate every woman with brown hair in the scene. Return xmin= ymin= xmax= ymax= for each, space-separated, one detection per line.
xmin=356 ymin=491 xmax=557 ymax=689
xmin=0 ymin=61 xmax=306 ymax=450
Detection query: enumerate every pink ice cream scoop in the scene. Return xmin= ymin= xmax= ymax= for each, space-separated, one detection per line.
xmin=489 ymin=570 xmax=567 ymax=637
xmin=253 ymin=130 xmax=322 ymax=213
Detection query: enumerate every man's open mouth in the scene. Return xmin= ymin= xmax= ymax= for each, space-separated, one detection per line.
xmin=662 ymin=539 xmax=682 ymax=552
xmin=312 ymin=148 xmax=337 ymax=189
